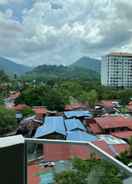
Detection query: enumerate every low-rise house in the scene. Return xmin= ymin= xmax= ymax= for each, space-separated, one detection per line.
xmin=34 ymin=116 xmax=66 ymax=139
xmin=93 ymin=116 xmax=132 ymax=134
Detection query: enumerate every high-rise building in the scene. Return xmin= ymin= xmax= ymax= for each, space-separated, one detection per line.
xmin=101 ymin=52 xmax=132 ymax=88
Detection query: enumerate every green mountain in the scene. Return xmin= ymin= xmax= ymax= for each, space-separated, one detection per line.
xmin=0 ymin=57 xmax=32 ymax=76
xmin=25 ymin=64 xmax=100 ymax=81
xmin=71 ymin=56 xmax=101 ymax=73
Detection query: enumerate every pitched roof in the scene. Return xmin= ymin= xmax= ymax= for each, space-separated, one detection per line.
xmin=64 ymin=110 xmax=92 ymax=118
xmin=89 ymin=123 xmax=102 ymax=134
xmin=95 ymin=116 xmax=132 ymax=129
xmin=111 ymin=131 xmax=132 ymax=139
xmin=66 ymin=130 xmax=97 ymax=142
xmin=34 ymin=116 xmax=66 ymax=138
xmin=65 ymin=118 xmax=86 ymax=131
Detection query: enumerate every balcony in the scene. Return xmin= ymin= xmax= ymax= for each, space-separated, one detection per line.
xmin=0 ymin=135 xmax=132 ymax=184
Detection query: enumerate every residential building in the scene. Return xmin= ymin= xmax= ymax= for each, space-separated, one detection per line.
xmin=101 ymin=52 xmax=132 ymax=88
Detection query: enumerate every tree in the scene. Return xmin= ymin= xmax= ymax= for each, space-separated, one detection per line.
xmin=128 ymin=136 xmax=132 ymax=156
xmin=0 ymin=107 xmax=17 ymax=135
xmin=55 ymin=157 xmax=122 ymax=184
xmin=21 ymin=107 xmax=34 ymax=117
xmin=80 ymin=90 xmax=98 ymax=108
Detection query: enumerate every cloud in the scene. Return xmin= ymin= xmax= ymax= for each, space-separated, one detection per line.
xmin=0 ymin=0 xmax=132 ymax=66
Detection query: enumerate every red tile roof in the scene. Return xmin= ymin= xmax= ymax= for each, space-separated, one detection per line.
xmin=95 ymin=116 xmax=132 ymax=129
xmin=89 ymin=123 xmax=102 ymax=134
xmin=111 ymin=131 xmax=132 ymax=139
xmin=65 ymin=103 xmax=88 ymax=111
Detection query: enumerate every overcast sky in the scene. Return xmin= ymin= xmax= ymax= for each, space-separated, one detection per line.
xmin=0 ymin=0 xmax=132 ymax=66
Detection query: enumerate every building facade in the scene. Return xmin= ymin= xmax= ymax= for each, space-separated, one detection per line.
xmin=101 ymin=52 xmax=132 ymax=88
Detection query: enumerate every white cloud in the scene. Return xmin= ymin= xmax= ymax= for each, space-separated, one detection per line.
xmin=0 ymin=0 xmax=132 ymax=66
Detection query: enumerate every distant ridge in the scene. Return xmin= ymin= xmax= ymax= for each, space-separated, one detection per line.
xmin=0 ymin=57 xmax=32 ymax=75
xmin=25 ymin=57 xmax=100 ymax=81
xmin=71 ymin=56 xmax=101 ymax=73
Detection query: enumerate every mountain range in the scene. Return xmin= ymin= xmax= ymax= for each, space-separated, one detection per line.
xmin=0 ymin=57 xmax=32 ymax=75
xmin=0 ymin=56 xmax=101 ymax=80
xmin=71 ymin=56 xmax=101 ymax=73
xmin=25 ymin=57 xmax=101 ymax=81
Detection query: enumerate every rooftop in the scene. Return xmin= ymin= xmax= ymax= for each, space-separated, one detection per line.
xmin=34 ymin=116 xmax=66 ymax=138
xmin=95 ymin=116 xmax=132 ymax=129
xmin=97 ymin=134 xmax=127 ymax=145
xmin=111 ymin=131 xmax=132 ymax=140
xmin=64 ymin=110 xmax=92 ymax=118
xmin=107 ymin=52 xmax=132 ymax=57
xmin=65 ymin=118 xmax=86 ymax=131
xmin=89 ymin=123 xmax=102 ymax=134
xmin=66 ymin=130 xmax=97 ymax=142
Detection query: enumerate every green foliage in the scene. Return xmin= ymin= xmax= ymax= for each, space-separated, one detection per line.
xmin=15 ymin=86 xmax=69 ymax=111
xmin=21 ymin=107 xmax=34 ymax=117
xmin=116 ymin=151 xmax=130 ymax=165
xmin=0 ymin=107 xmax=17 ymax=135
xmin=0 ymin=70 xmax=9 ymax=82
xmin=23 ymin=64 xmax=99 ymax=81
xmin=128 ymin=136 xmax=132 ymax=156
xmin=55 ymin=158 xmax=122 ymax=184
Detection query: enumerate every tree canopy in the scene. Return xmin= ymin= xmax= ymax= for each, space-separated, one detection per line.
xmin=0 ymin=107 xmax=17 ymax=135
xmin=55 ymin=157 xmax=123 ymax=184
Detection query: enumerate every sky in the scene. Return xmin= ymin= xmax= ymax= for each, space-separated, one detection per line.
xmin=0 ymin=0 xmax=132 ymax=66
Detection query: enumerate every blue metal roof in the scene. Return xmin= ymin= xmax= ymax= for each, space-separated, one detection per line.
xmin=66 ymin=131 xmax=97 ymax=141
xmin=34 ymin=116 xmax=66 ymax=138
xmin=64 ymin=111 xmax=92 ymax=118
xmin=65 ymin=118 xmax=86 ymax=131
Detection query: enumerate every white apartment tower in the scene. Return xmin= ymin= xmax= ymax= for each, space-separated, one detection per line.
xmin=101 ymin=52 xmax=132 ymax=88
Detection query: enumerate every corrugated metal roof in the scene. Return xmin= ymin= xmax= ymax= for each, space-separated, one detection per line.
xmin=111 ymin=131 xmax=132 ymax=139
xmin=66 ymin=130 xmax=97 ymax=141
xmin=95 ymin=116 xmax=132 ymax=129
xmin=64 ymin=111 xmax=92 ymax=118
xmin=65 ymin=118 xmax=86 ymax=131
xmin=34 ymin=116 xmax=66 ymax=138
xmin=97 ymin=134 xmax=127 ymax=144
